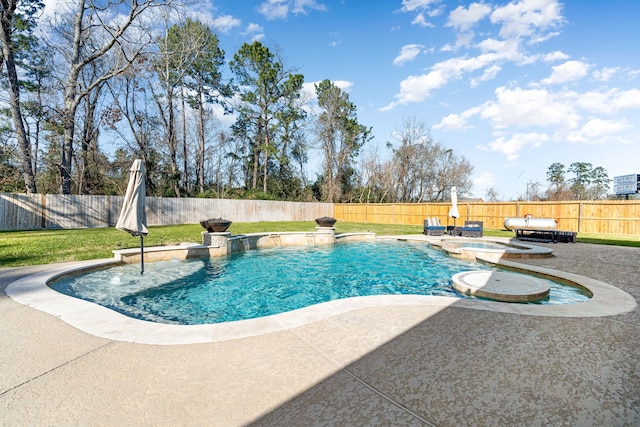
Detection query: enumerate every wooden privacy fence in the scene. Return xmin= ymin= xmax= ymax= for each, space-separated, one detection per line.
xmin=0 ymin=193 xmax=332 ymax=231
xmin=334 ymin=201 xmax=640 ymax=236
xmin=2 ymin=193 xmax=639 ymax=236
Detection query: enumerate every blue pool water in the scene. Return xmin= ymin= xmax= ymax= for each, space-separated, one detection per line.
xmin=49 ymin=241 xmax=590 ymax=325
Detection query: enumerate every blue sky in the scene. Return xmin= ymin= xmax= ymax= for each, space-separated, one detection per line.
xmin=45 ymin=0 xmax=640 ymax=199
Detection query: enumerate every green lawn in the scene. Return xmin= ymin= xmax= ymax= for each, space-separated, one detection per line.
xmin=1 ymin=221 xmax=638 ymax=268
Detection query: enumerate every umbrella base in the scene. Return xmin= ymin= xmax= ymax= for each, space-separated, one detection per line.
xmin=447 ymin=226 xmax=462 ymax=236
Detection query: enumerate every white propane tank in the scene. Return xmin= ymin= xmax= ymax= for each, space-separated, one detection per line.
xmin=504 ymin=215 xmax=558 ymax=231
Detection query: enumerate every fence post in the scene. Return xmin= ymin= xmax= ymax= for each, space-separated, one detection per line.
xmin=40 ymin=194 xmax=46 ymax=229
xmin=578 ymin=202 xmax=583 ymax=232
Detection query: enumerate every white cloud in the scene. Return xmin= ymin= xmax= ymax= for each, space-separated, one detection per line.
xmin=381 ymin=71 xmax=446 ymax=111
xmin=446 ymin=84 xmax=640 ymax=160
xmin=478 ymin=132 xmax=548 ymax=161
xmin=393 ymin=44 xmax=424 ymax=66
xmin=592 ymin=67 xmax=618 ymax=82
xmin=612 ymin=88 xmax=640 ymax=110
xmin=490 ymin=0 xmax=564 ymax=42
xmin=245 ymin=23 xmax=263 ymax=34
xmin=213 ymin=15 xmax=242 ymax=33
xmin=258 ymin=0 xmax=289 ymax=20
xmin=543 ymin=50 xmax=569 ymax=62
xmin=433 ymin=113 xmax=468 ymax=131
xmin=565 ymin=88 xmax=640 ymax=115
xmin=480 ymin=86 xmax=580 ymax=130
xmin=400 ymin=0 xmax=442 ymax=27
xmin=628 ymin=69 xmax=640 ymax=80
xmin=411 ymin=13 xmax=435 ymax=28
xmin=243 ymin=23 xmax=265 ymax=41
xmin=470 ymin=64 xmax=502 ymax=87
xmin=292 ymin=0 xmax=327 ymax=14
xmin=541 ymin=60 xmax=589 ymax=85
xmin=258 ymin=0 xmax=326 ymax=20
xmin=382 ymin=52 xmax=508 ymax=110
xmin=568 ymin=89 xmax=640 ymax=115
xmin=566 ymin=118 xmax=631 ymax=143
xmin=400 ymin=0 xmax=441 ymax=13
xmin=447 ymin=3 xmax=492 ymax=32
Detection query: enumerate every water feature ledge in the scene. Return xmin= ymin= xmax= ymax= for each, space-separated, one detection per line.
xmin=113 ymin=230 xmax=379 ymax=264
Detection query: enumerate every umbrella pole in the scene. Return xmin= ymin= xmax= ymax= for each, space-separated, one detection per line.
xmin=140 ymin=236 xmax=144 ymax=275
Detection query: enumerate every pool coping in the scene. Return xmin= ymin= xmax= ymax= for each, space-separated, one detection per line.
xmin=5 ymin=236 xmax=637 ymax=345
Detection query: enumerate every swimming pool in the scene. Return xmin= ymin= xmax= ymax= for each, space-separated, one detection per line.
xmin=50 ymin=241 xmax=590 ymax=325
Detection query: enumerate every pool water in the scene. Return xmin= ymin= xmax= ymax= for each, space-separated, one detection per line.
xmin=50 ymin=241 xmax=590 ymax=325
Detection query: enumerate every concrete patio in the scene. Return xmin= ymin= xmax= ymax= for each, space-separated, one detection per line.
xmin=1 ymin=239 xmax=639 ymax=426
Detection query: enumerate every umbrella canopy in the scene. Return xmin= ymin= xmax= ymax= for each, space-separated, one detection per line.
xmin=448 ymin=186 xmax=460 ymax=225
xmin=116 ymin=159 xmax=147 ymax=274
xmin=116 ymin=159 xmax=148 ymax=237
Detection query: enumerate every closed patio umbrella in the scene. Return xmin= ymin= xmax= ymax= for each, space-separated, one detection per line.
xmin=448 ymin=186 xmax=460 ymax=229
xmin=116 ymin=159 xmax=148 ymax=274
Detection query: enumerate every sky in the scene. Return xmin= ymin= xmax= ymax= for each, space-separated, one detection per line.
xmin=44 ymin=0 xmax=640 ymax=199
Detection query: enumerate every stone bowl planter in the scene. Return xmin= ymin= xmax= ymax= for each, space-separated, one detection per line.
xmin=315 ymin=216 xmax=337 ymax=227
xmin=200 ymin=218 xmax=232 ymax=233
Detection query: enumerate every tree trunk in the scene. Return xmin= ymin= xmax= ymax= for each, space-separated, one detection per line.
xmin=79 ymin=89 xmax=100 ymax=194
xmin=198 ymin=90 xmax=206 ymax=193
xmin=262 ymin=132 xmax=269 ymax=193
xmin=167 ymin=89 xmax=180 ymax=197
xmin=180 ymin=84 xmax=188 ymax=192
xmin=0 ymin=5 xmax=37 ymax=193
xmin=61 ymin=98 xmax=77 ymax=195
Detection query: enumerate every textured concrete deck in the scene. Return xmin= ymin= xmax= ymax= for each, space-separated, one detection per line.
xmin=1 ymin=238 xmax=639 ymax=425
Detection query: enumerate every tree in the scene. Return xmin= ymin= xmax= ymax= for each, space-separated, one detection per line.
xmin=485 ymin=187 xmax=500 ymax=202
xmin=0 ymin=0 xmax=43 ymax=193
xmin=230 ymin=41 xmax=305 ymax=194
xmin=51 ymin=0 xmax=170 ymax=194
xmin=273 ymin=73 xmax=308 ymax=199
xmin=545 ymin=162 xmax=610 ymax=200
xmin=315 ymin=79 xmax=371 ymax=202
xmin=389 ymin=116 xmax=430 ymax=201
xmin=589 ymin=166 xmax=610 ymax=200
xmin=545 ymin=162 xmax=568 ymax=200
xmin=568 ymin=162 xmax=593 ymax=200
xmin=524 ymin=180 xmax=542 ymax=201
xmin=153 ymin=15 xmax=187 ymax=196
xmin=546 ymin=162 xmax=566 ymax=189
xmin=177 ymin=19 xmax=227 ymax=193
xmin=385 ymin=117 xmax=472 ymax=202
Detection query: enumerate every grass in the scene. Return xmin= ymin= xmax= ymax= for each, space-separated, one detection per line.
xmin=1 ymin=221 xmax=639 ymax=268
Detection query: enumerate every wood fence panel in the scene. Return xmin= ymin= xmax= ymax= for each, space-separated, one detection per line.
xmin=0 ymin=194 xmax=333 ymax=231
xmin=580 ymin=201 xmax=639 ymax=235
xmin=334 ymin=200 xmax=640 ymax=236
xmin=2 ymin=193 xmax=639 ymax=236
xmin=466 ymin=203 xmax=517 ymax=230
xmin=44 ymin=195 xmax=111 ymax=229
xmin=0 ymin=193 xmax=42 ymax=230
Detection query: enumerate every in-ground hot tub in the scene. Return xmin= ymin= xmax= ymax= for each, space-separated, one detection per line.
xmin=430 ymin=238 xmax=553 ymax=260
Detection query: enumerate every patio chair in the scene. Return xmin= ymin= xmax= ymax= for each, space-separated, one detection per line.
xmin=461 ymin=220 xmax=483 ymax=237
xmin=424 ymin=218 xmax=446 ymax=236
